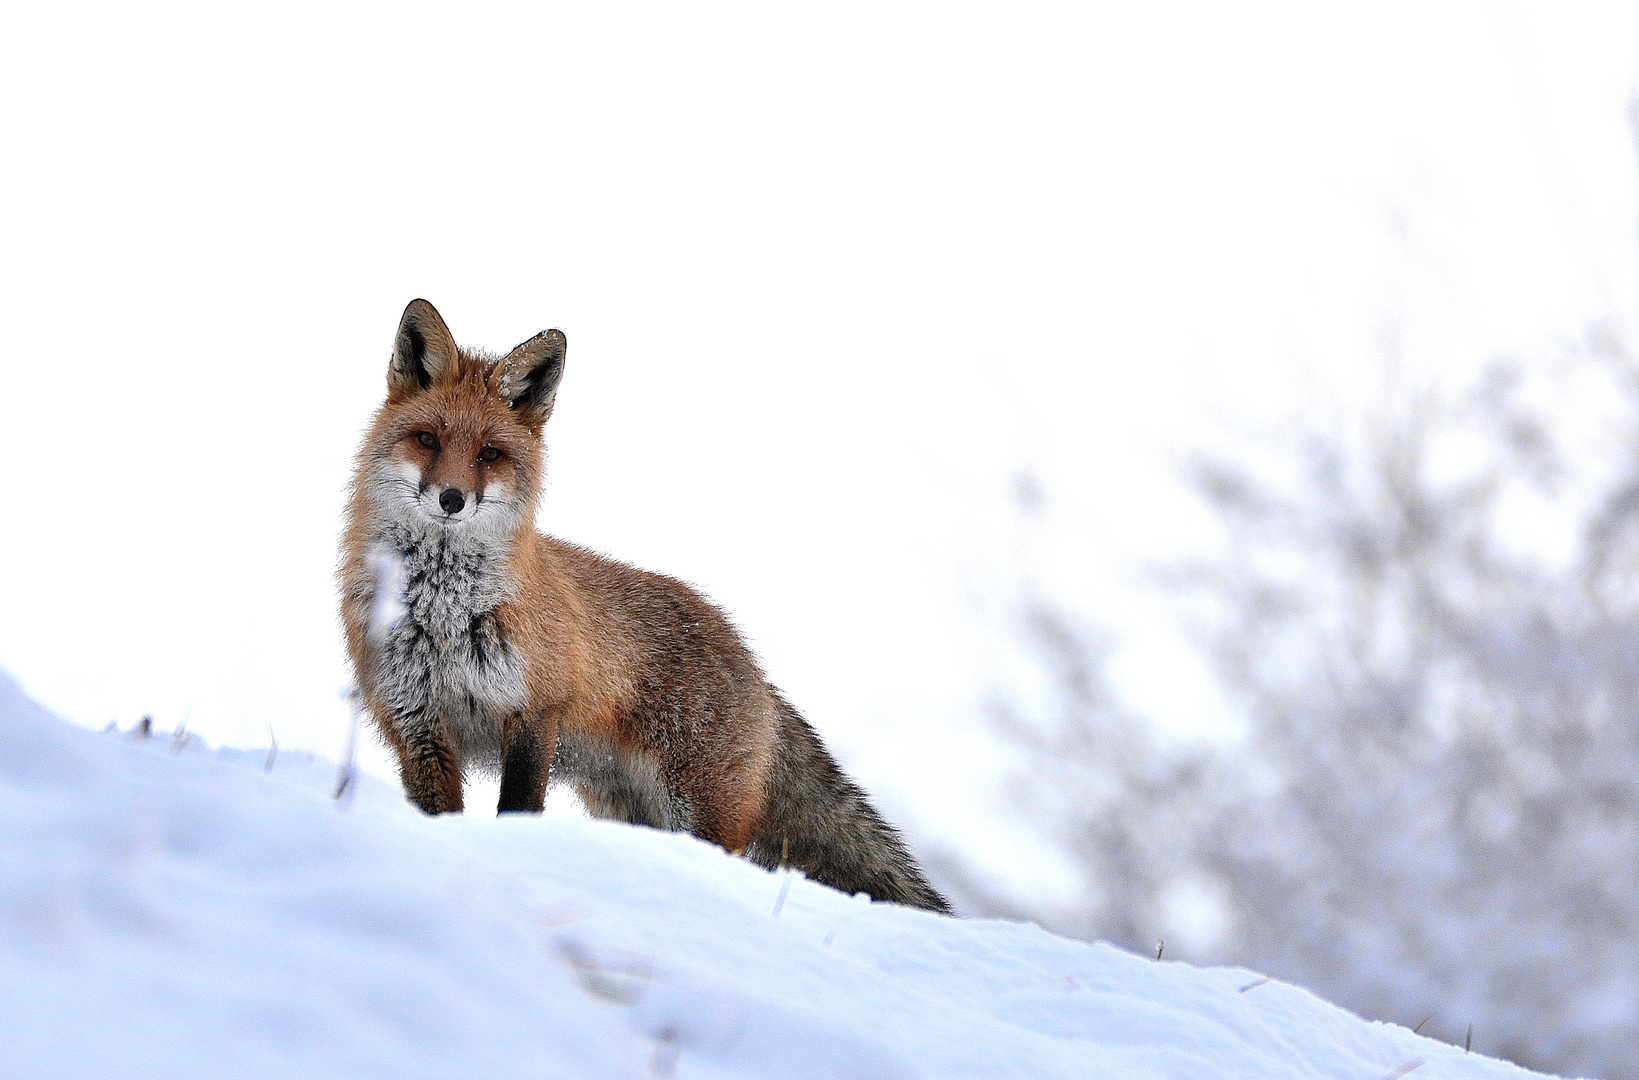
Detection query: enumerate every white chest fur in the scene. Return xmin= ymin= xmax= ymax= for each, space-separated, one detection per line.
xmin=365 ymin=527 xmax=527 ymax=770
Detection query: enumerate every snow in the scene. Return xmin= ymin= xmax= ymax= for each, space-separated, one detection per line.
xmin=0 ymin=671 xmax=1561 ymax=1080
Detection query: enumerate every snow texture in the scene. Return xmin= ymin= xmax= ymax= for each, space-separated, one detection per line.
xmin=0 ymin=669 xmax=1566 ymax=1080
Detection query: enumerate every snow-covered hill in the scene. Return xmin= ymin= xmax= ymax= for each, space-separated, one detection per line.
xmin=0 ymin=670 xmax=1559 ymax=1080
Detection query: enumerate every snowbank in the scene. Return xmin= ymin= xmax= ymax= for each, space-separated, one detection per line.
xmin=0 ymin=671 xmax=1559 ymax=1079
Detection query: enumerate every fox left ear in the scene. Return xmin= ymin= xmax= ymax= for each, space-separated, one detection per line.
xmin=498 ymin=329 xmax=568 ymax=427
xmin=389 ymin=299 xmax=459 ymax=400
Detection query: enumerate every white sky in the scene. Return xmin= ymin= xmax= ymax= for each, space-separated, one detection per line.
xmin=2 ymin=1 xmax=1637 ymax=895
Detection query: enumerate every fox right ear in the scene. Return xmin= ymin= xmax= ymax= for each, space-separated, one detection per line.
xmin=388 ymin=299 xmax=459 ymax=399
xmin=498 ymin=328 xmax=568 ymax=428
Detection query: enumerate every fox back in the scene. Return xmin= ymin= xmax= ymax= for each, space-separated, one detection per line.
xmin=340 ymin=299 xmax=949 ymax=913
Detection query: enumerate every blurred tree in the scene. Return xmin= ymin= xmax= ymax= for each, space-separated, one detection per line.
xmin=978 ymin=344 xmax=1639 ymax=1079
xmin=973 ymin=598 xmax=1220 ymax=951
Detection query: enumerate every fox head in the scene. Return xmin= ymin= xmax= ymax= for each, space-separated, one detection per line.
xmin=360 ymin=299 xmax=566 ymax=541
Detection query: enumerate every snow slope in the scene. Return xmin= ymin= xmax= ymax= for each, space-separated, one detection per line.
xmin=0 ymin=671 xmax=1561 ymax=1080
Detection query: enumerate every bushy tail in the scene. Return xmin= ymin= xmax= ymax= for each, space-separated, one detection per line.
xmin=748 ymin=694 xmax=951 ymax=913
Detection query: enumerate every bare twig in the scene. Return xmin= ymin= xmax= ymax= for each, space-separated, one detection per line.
xmin=1412 ymin=1014 xmax=1434 ymax=1034
xmin=1377 ymin=1059 xmax=1425 ymax=1080
xmin=558 ymin=940 xmax=652 ymax=1006
xmin=771 ymin=836 xmax=793 ymax=916
xmin=1238 ymin=976 xmax=1274 ymax=993
xmin=335 ymin=688 xmax=361 ymax=803
xmin=650 ymin=1027 xmax=681 ymax=1078
xmin=526 ymin=904 xmax=585 ymax=928
xmin=264 ymin=724 xmax=278 ymax=773
xmin=772 ymin=873 xmax=792 ymax=917
xmin=1155 ymin=939 xmax=1165 ymax=961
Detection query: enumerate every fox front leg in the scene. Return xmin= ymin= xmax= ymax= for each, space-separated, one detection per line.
xmin=398 ymin=720 xmax=464 ymax=815
xmin=497 ymin=712 xmax=557 ymax=815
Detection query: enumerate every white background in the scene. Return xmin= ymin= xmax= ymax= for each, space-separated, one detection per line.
xmin=2 ymin=1 xmax=1636 ymax=894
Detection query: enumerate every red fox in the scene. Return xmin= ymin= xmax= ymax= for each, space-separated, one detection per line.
xmin=340 ymin=300 xmax=950 ymax=912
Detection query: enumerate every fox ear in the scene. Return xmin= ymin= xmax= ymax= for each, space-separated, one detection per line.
xmin=388 ymin=299 xmax=459 ymax=399
xmin=497 ymin=329 xmax=568 ymax=427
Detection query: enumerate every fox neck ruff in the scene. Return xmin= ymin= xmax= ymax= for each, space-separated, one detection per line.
xmin=363 ymin=504 xmax=529 ymax=773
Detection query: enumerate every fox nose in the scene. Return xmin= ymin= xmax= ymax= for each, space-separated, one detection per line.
xmin=438 ymin=488 xmax=466 ymax=515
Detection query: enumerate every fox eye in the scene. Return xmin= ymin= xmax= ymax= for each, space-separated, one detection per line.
xmin=478 ymin=446 xmax=502 ymax=463
xmin=416 ymin=432 xmax=439 ymax=451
